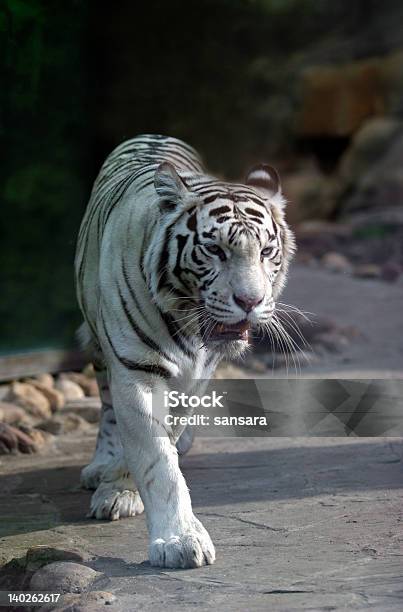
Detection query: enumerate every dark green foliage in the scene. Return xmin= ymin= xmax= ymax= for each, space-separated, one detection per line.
xmin=0 ymin=0 xmax=90 ymax=352
xmin=89 ymin=0 xmax=403 ymax=178
xmin=1 ymin=0 xmax=402 ymax=354
xmin=89 ymin=0 xmax=335 ymax=176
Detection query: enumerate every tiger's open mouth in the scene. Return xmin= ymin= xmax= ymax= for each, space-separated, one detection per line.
xmin=208 ymin=320 xmax=250 ymax=342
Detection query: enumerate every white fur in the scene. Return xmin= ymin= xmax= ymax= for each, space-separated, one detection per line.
xmin=75 ymin=135 xmax=294 ymax=569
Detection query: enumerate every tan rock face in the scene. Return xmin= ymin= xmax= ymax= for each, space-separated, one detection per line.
xmin=321 ymin=252 xmax=352 ymax=274
xmin=381 ymin=262 xmax=401 ymax=282
xmin=18 ymin=425 xmax=52 ymax=450
xmin=62 ymin=373 xmax=99 ymax=397
xmin=9 ymin=382 xmax=52 ymax=419
xmin=340 ymin=127 xmax=403 ymax=216
xmin=0 ymin=401 xmax=33 ymax=425
xmin=38 ymin=413 xmax=90 ymax=435
xmin=51 ymin=590 xmax=116 ymax=611
xmin=29 ymin=561 xmax=102 ymax=594
xmin=27 ymin=380 xmax=65 ymax=412
xmin=314 ymin=332 xmax=349 ymax=353
xmin=338 ymin=117 xmax=402 ymax=187
xmin=35 ymin=373 xmax=55 ymax=389
xmin=55 ymin=378 xmax=85 ymax=401
xmin=62 ymin=398 xmax=101 ymax=423
xmin=214 ymin=363 xmax=251 ymax=379
xmin=0 ymin=423 xmax=38 ymax=454
xmin=296 ymin=52 xmax=403 ymax=138
xmin=353 ymin=264 xmax=381 ymax=279
xmin=0 ymin=385 xmax=11 ymax=401
xmin=82 ymin=363 xmax=95 ymax=379
xmin=25 ymin=546 xmax=93 ymax=572
xmin=297 ymin=61 xmax=383 ymax=137
xmin=282 ymin=166 xmax=337 ymax=222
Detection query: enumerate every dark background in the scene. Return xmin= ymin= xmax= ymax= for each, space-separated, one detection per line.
xmin=1 ymin=0 xmax=403 ymax=353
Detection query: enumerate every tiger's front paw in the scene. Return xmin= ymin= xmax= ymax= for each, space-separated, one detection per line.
xmin=89 ymin=480 xmax=144 ymax=521
xmin=149 ymin=518 xmax=215 ymax=568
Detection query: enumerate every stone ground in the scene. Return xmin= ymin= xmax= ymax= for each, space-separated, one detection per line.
xmin=1 ymin=435 xmax=402 ymax=611
xmin=1 ymin=264 xmax=402 ymax=611
xmin=277 ymin=263 xmax=403 ymax=378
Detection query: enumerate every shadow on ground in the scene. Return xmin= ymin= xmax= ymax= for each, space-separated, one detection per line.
xmin=1 ymin=440 xmax=402 ymax=539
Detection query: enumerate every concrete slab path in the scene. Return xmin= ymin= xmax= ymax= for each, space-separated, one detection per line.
xmin=1 ymin=434 xmax=402 ymax=611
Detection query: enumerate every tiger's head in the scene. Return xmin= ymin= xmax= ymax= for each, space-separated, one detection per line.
xmin=149 ymin=161 xmax=295 ymax=352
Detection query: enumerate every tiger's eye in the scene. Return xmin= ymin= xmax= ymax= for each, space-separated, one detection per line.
xmin=205 ymin=244 xmax=226 ymax=261
xmin=261 ymin=246 xmax=274 ymax=258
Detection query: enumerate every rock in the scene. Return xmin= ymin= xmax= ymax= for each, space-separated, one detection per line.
xmin=295 ymin=220 xmax=353 ymax=239
xmin=296 ymin=234 xmax=336 ymax=260
xmin=74 ymin=590 xmax=116 ymax=607
xmin=0 ymin=401 xmax=33 ymax=425
xmin=296 ymin=52 xmax=403 ymax=138
xmin=9 ymin=382 xmax=52 ymax=419
xmin=295 ymin=251 xmax=314 ymax=265
xmin=62 ymin=373 xmax=99 ymax=397
xmin=35 ymin=373 xmax=55 ymax=389
xmin=304 ymin=316 xmax=337 ymax=340
xmin=262 ymin=353 xmax=289 ymax=370
xmin=30 ymin=561 xmax=102 ymax=594
xmin=254 ymin=313 xmax=337 ymax=352
xmin=0 ymin=423 xmax=37 ymax=454
xmin=321 ymin=252 xmax=352 ymax=274
xmin=264 ymin=350 xmax=318 ymax=370
xmin=27 ymin=381 xmax=65 ymax=412
xmin=346 ymin=206 xmax=403 ymax=230
xmin=25 ymin=546 xmax=93 ymax=572
xmin=37 ymin=596 xmax=78 ymax=612
xmin=353 ymin=264 xmax=381 ymax=279
xmin=381 ymin=261 xmax=401 ymax=282
xmin=41 ymin=591 xmax=116 ymax=612
xmin=18 ymin=425 xmax=53 ymax=450
xmin=282 ymin=165 xmax=337 ymax=222
xmin=214 ymin=363 xmax=250 ymax=379
xmin=243 ymin=357 xmax=268 ymax=374
xmin=314 ymin=332 xmax=349 ymax=353
xmin=0 ymin=385 xmax=10 ymax=401
xmin=297 ymin=61 xmax=378 ymax=137
xmin=0 ymin=555 xmax=28 ymax=591
xmin=38 ymin=413 xmax=90 ymax=435
xmin=55 ymin=378 xmax=85 ymax=401
xmin=82 ymin=363 xmax=96 ymax=379
xmin=293 ymin=220 xmax=350 ymax=258
xmin=339 ymin=325 xmax=362 ymax=340
xmin=338 ymin=117 xmax=402 ymax=189
xmin=252 ymin=311 xmax=359 ymax=358
xmin=341 ymin=129 xmax=403 ymax=215
xmin=63 ymin=398 xmax=101 ymax=423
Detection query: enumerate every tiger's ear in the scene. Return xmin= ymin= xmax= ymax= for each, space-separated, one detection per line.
xmin=155 ymin=162 xmax=189 ymax=211
xmin=245 ymin=164 xmax=281 ymax=198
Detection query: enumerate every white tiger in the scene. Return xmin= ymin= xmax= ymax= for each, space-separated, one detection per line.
xmin=75 ymin=134 xmax=295 ymax=568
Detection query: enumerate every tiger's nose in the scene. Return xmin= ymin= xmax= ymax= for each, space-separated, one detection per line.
xmin=233 ymin=294 xmax=264 ymax=313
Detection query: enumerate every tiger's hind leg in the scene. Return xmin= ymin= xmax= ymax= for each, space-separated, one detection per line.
xmin=88 ymin=452 xmax=144 ymax=521
xmin=80 ymin=364 xmax=121 ymax=490
xmin=81 ymin=361 xmax=143 ymax=520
